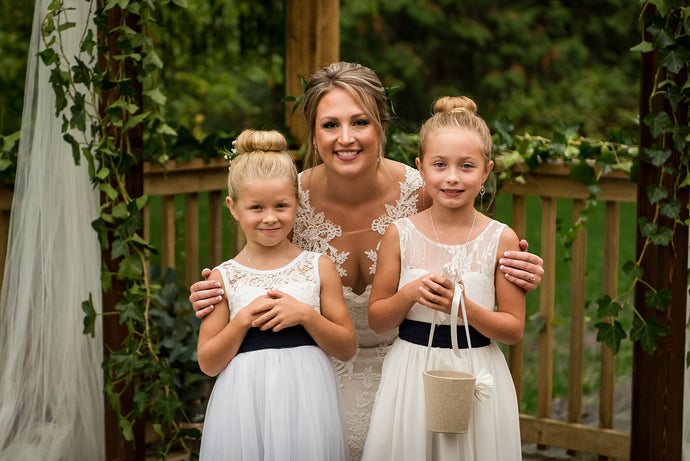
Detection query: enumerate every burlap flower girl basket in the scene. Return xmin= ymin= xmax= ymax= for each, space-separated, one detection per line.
xmin=422 ymin=264 xmax=493 ymax=434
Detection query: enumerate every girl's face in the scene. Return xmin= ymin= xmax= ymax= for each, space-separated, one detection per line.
xmin=415 ymin=128 xmax=493 ymax=211
xmin=227 ymin=178 xmax=297 ymax=249
xmin=313 ymin=88 xmax=380 ymax=176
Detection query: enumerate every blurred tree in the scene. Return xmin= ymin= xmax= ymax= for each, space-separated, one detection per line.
xmin=1 ymin=1 xmax=641 ymax=141
xmin=340 ymin=0 xmax=640 ymax=138
xmin=0 ymin=1 xmax=33 ymax=135
xmin=152 ymin=0 xmax=286 ymax=137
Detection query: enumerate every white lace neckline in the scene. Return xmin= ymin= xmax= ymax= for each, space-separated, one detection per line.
xmin=228 ymin=250 xmax=306 ymax=274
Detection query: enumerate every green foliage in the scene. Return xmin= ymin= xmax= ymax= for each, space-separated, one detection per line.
xmin=340 ymin=0 xmax=640 ymax=138
xmin=42 ymin=1 xmax=204 ymax=457
xmin=0 ymin=1 xmax=33 ymax=135
xmin=151 ymin=0 xmax=285 ymax=137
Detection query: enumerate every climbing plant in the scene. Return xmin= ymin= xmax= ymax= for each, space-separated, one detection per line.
xmin=41 ymin=0 xmax=201 ymax=459
xmin=490 ymin=0 xmax=689 ymax=357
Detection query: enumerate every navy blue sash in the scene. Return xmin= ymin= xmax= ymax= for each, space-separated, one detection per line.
xmin=237 ymin=325 xmax=317 ymax=354
xmin=398 ymin=318 xmax=490 ymax=349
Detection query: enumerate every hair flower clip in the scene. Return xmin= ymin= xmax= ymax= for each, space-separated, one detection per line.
xmin=223 ymin=139 xmax=240 ymax=166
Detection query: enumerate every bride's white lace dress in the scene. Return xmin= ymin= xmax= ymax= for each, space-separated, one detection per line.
xmin=293 ymin=164 xmax=423 ymax=460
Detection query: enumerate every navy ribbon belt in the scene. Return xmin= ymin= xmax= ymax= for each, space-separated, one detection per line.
xmin=398 ymin=318 xmax=490 ymax=349
xmin=237 ymin=325 xmax=317 ymax=354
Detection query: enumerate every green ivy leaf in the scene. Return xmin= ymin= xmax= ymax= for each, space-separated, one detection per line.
xmin=143 ymin=88 xmax=167 ymax=105
xmin=630 ymin=40 xmax=654 ymax=53
xmin=643 ymin=111 xmax=672 ymax=138
xmin=133 ymin=388 xmax=149 ymax=417
xmin=659 ymin=47 xmax=690 ymax=74
xmin=154 ymin=391 xmax=181 ymax=424
xmin=630 ymin=316 xmax=669 ymax=355
xmin=62 ymin=133 xmax=81 ymax=165
xmin=623 ymin=260 xmax=644 ymax=279
xmin=645 ymin=288 xmax=672 ymax=311
xmin=644 ymin=146 xmax=672 ymax=166
xmin=660 ymin=197 xmax=682 ymax=219
xmin=569 ymin=159 xmax=596 ymax=185
xmin=112 ymin=239 xmax=129 ymax=260
xmin=81 ymin=294 xmax=97 ymax=337
xmin=99 ymin=183 xmax=118 ymax=201
xmin=172 ymin=0 xmax=189 ymax=6
xmin=111 ymin=202 xmax=129 ymax=220
xmin=594 ymin=295 xmax=623 ymax=319
xmin=651 ymin=226 xmax=673 ymax=245
xmin=595 ymin=319 xmax=627 ymax=354
xmin=116 ymin=301 xmax=145 ymax=324
xmin=638 ymin=217 xmax=658 ymax=237
xmin=118 ymin=254 xmax=144 ymax=279
xmin=646 ymin=184 xmax=669 ymax=204
xmin=118 ymin=415 xmax=134 ymax=442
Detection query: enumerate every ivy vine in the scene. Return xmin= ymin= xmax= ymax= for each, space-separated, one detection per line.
xmin=491 ymin=0 xmax=689 ymax=357
xmin=41 ymin=0 xmax=198 ymax=459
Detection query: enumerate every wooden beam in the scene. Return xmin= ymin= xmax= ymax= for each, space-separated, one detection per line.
xmin=98 ymin=3 xmax=145 ymax=459
xmin=520 ymin=415 xmax=630 ymax=459
xmin=630 ymin=3 xmax=689 ymax=459
xmin=284 ymin=0 xmax=339 ymax=146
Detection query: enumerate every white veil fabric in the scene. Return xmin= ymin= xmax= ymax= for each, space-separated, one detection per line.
xmin=0 ymin=1 xmax=104 ymax=459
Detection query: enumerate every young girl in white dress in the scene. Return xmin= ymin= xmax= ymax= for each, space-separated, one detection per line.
xmin=362 ymin=96 xmax=525 ymax=460
xmin=197 ymin=129 xmax=356 ymax=461
xmin=191 ymin=63 xmax=543 ymax=460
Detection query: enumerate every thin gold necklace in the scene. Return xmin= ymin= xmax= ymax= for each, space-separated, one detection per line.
xmin=429 ymin=209 xmax=477 ymax=248
xmin=428 ymin=208 xmax=477 ymax=284
xmin=243 ymin=246 xmax=292 ymax=270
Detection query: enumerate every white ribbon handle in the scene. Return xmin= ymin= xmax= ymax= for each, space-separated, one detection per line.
xmin=431 ymin=263 xmax=494 ymax=402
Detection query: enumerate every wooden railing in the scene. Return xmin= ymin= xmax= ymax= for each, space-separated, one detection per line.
xmin=502 ymin=162 xmax=634 ymax=459
xmin=0 ymin=158 xmax=635 ymax=458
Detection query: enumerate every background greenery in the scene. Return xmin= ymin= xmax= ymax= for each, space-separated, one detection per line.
xmin=1 ymin=0 xmax=641 ymax=436
xmin=0 ymin=1 xmax=640 ymax=140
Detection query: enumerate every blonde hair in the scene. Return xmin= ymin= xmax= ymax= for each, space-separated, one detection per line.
xmin=419 ymin=96 xmax=495 ymax=205
xmin=419 ymin=96 xmax=492 ymax=164
xmin=227 ymin=129 xmax=298 ymax=201
xmin=301 ymin=61 xmax=389 ymax=168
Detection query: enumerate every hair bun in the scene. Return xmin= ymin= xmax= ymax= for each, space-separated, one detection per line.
xmin=432 ymin=96 xmax=477 ymax=115
xmin=234 ymin=129 xmax=288 ymax=155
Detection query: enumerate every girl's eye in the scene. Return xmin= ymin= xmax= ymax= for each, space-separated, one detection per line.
xmin=353 ymin=118 xmax=369 ymax=127
xmin=322 ymin=121 xmax=337 ymax=129
xmin=462 ymin=163 xmax=474 ymax=169
xmin=433 ymin=162 xmax=445 ymax=168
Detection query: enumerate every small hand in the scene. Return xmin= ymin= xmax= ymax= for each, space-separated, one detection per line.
xmin=189 ymin=268 xmax=223 ymax=319
xmin=499 ymin=239 xmax=544 ymax=293
xmin=251 ymin=290 xmax=311 ymax=332
xmin=417 ymin=274 xmax=456 ymax=315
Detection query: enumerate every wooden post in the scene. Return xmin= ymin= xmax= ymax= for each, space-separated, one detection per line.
xmin=98 ymin=4 xmax=145 ymax=460
xmin=630 ymin=3 xmax=689 ymax=459
xmin=284 ymin=0 xmax=339 ymax=147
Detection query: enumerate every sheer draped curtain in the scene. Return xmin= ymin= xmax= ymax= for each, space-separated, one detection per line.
xmin=0 ymin=1 xmax=104 ymax=459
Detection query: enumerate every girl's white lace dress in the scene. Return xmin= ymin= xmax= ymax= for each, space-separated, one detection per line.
xmin=199 ymin=251 xmax=348 ymax=461
xmin=293 ymin=165 xmax=423 ymax=460
xmin=361 ymin=218 xmax=522 ymax=461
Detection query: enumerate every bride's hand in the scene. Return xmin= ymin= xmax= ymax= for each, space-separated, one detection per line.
xmin=189 ymin=268 xmax=224 ymax=318
xmin=499 ymin=240 xmax=544 ymax=292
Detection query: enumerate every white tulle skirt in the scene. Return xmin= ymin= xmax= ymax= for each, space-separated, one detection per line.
xmin=199 ymin=345 xmax=348 ymax=461
xmin=362 ymin=339 xmax=521 ymax=461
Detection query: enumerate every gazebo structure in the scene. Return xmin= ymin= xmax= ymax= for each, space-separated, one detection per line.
xmin=0 ymin=1 xmax=687 ymax=460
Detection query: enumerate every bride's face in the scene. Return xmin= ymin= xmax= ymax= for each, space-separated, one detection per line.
xmin=313 ymin=88 xmax=381 ymax=177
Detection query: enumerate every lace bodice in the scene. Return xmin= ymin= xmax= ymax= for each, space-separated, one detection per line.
xmin=213 ymin=251 xmax=321 ymax=319
xmin=293 ymin=164 xmax=423 ymax=347
xmin=395 ymin=217 xmax=505 ymax=325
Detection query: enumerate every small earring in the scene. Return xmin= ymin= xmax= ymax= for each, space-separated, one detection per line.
xmin=480 ymin=184 xmax=486 ymax=201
